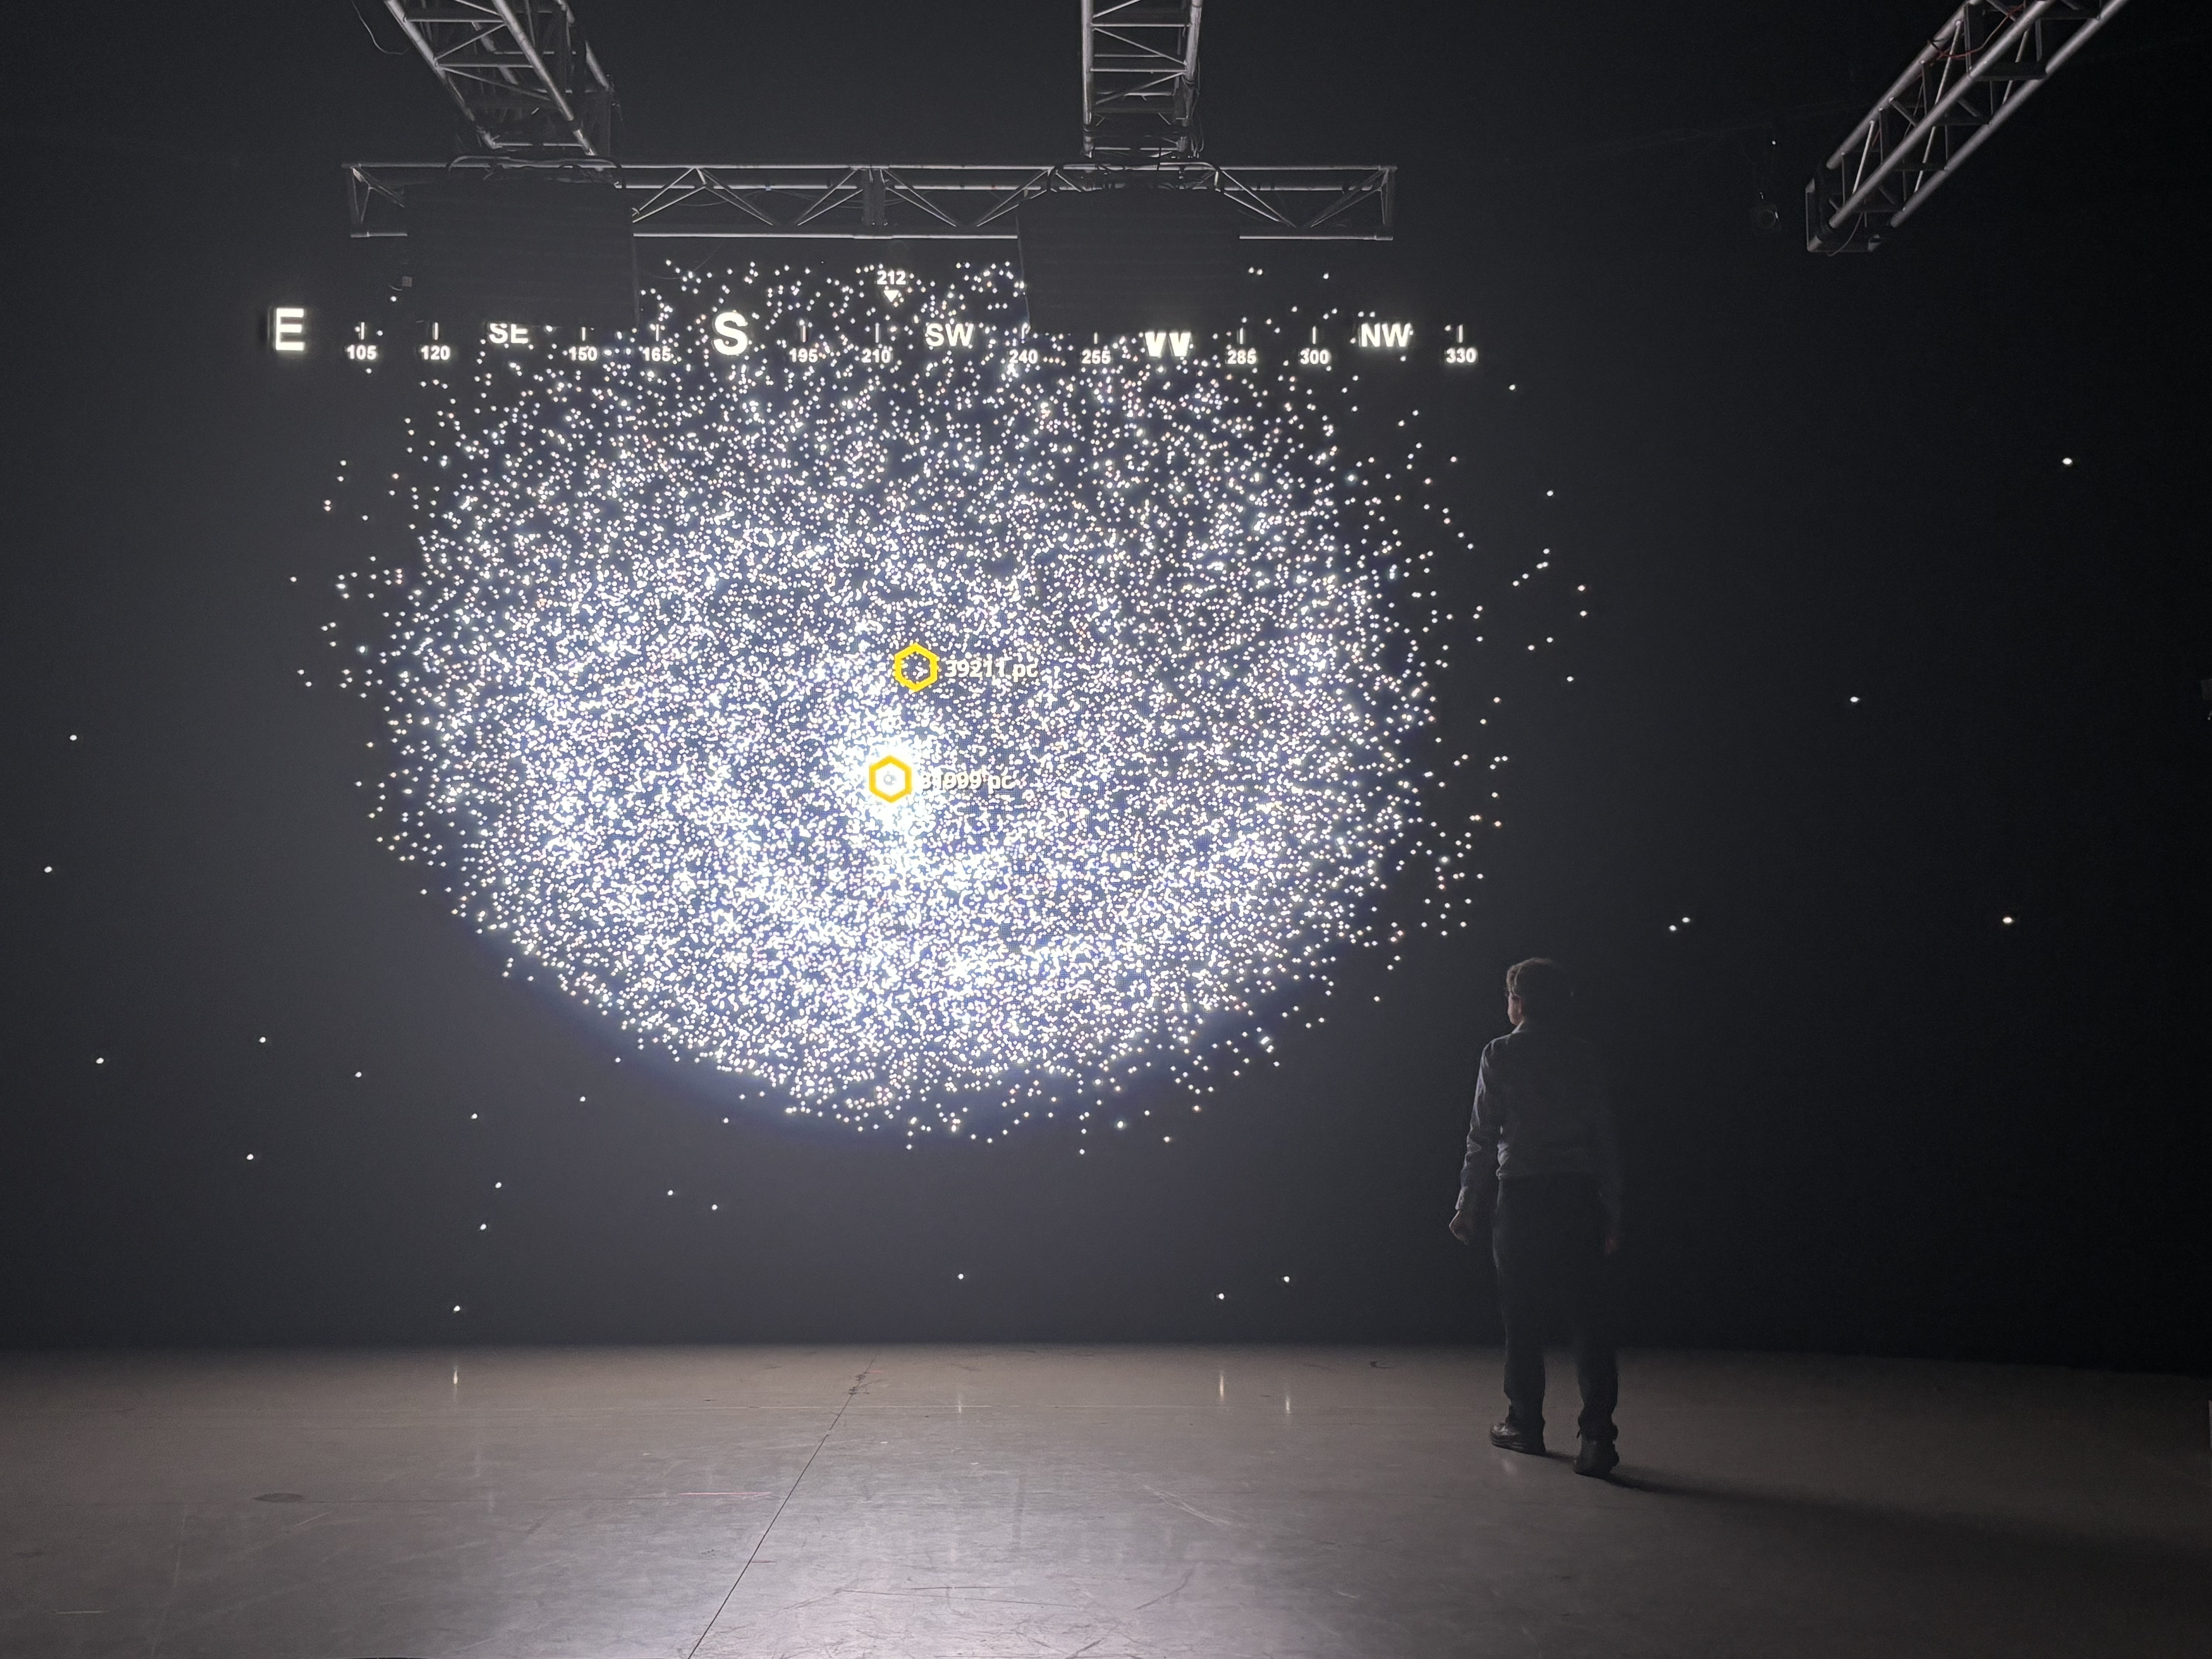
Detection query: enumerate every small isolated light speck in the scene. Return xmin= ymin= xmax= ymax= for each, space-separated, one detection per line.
xmin=2062 ymin=457 xmax=2073 ymax=467
xmin=2002 ymin=915 xmax=2015 ymax=926
xmin=245 ymin=1153 xmax=255 ymax=1161
xmin=1849 ymin=696 xmax=1861 ymax=704
xmin=1216 ymin=1292 xmax=1227 ymax=1300
xmin=956 ymin=1272 xmax=965 ymax=1280
xmin=452 ymin=1305 xmax=462 ymax=1313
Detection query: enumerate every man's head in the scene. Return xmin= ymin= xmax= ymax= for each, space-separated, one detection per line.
xmin=1504 ymin=958 xmax=1572 ymax=1028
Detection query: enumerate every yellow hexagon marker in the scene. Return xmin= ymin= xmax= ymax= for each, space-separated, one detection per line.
xmin=891 ymin=643 xmax=939 ymax=691
xmin=868 ymin=755 xmax=914 ymax=803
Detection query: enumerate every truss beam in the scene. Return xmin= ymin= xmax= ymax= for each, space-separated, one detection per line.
xmin=345 ymin=160 xmax=1394 ymax=240
xmin=383 ymin=0 xmax=613 ymax=156
xmin=1807 ymin=0 xmax=2129 ymax=252
xmin=1083 ymin=2 xmax=1203 ymax=160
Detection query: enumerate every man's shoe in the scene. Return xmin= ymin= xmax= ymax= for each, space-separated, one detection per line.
xmin=1573 ymin=1437 xmax=1619 ymax=1478
xmin=1489 ymin=1420 xmax=1546 ymax=1455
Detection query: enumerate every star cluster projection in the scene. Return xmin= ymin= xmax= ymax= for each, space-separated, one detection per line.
xmin=342 ymin=263 xmax=1474 ymax=1135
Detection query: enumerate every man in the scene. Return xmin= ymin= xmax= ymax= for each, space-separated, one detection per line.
xmin=1449 ymin=958 xmax=1623 ymax=1477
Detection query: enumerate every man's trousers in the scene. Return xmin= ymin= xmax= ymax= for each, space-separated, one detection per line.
xmin=1491 ymin=1172 xmax=1618 ymax=1444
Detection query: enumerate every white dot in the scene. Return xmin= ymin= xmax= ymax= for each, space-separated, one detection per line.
xmin=245 ymin=1153 xmax=255 ymax=1161
xmin=1216 ymin=1292 xmax=1226 ymax=1300
xmin=2061 ymin=457 xmax=2073 ymax=466
xmin=2001 ymin=915 xmax=2015 ymax=925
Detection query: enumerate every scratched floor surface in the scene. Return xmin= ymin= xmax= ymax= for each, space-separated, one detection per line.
xmin=2 ymin=1345 xmax=2207 ymax=1658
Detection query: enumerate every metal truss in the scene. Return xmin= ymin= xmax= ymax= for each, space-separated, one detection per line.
xmin=1083 ymin=1 xmax=1203 ymax=160
xmin=350 ymin=3 xmax=1389 ymax=241
xmin=382 ymin=0 xmax=613 ymax=156
xmin=1807 ymin=0 xmax=2130 ymax=252
xmin=346 ymin=159 xmax=1395 ymax=240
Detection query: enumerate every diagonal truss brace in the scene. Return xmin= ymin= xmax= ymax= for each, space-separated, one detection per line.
xmin=1083 ymin=1 xmax=1204 ymax=160
xmin=345 ymin=159 xmax=1395 ymax=240
xmin=1807 ymin=0 xmax=2130 ymax=252
xmin=383 ymin=0 xmax=614 ymax=156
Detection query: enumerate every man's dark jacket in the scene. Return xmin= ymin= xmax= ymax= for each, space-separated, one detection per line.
xmin=1458 ymin=1022 xmax=1622 ymax=1229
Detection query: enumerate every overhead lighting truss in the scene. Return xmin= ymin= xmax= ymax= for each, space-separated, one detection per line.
xmin=346 ymin=159 xmax=1395 ymax=240
xmin=382 ymin=0 xmax=613 ymax=156
xmin=1083 ymin=1 xmax=1204 ymax=160
xmin=349 ymin=2 xmax=1390 ymax=241
xmin=1807 ymin=0 xmax=2130 ymax=253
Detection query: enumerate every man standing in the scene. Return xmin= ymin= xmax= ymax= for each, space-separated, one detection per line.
xmin=1449 ymin=958 xmax=1623 ymax=1477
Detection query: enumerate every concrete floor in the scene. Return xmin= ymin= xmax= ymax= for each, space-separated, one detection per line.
xmin=0 ymin=1346 xmax=2205 ymax=1659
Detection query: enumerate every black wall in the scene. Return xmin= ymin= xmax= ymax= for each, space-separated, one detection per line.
xmin=2 ymin=3 xmax=2205 ymax=1369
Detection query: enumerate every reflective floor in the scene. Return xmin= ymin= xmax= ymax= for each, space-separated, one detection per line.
xmin=2 ymin=1345 xmax=2206 ymax=1657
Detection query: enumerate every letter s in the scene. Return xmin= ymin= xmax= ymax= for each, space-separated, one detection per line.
xmin=711 ymin=311 xmax=750 ymax=357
